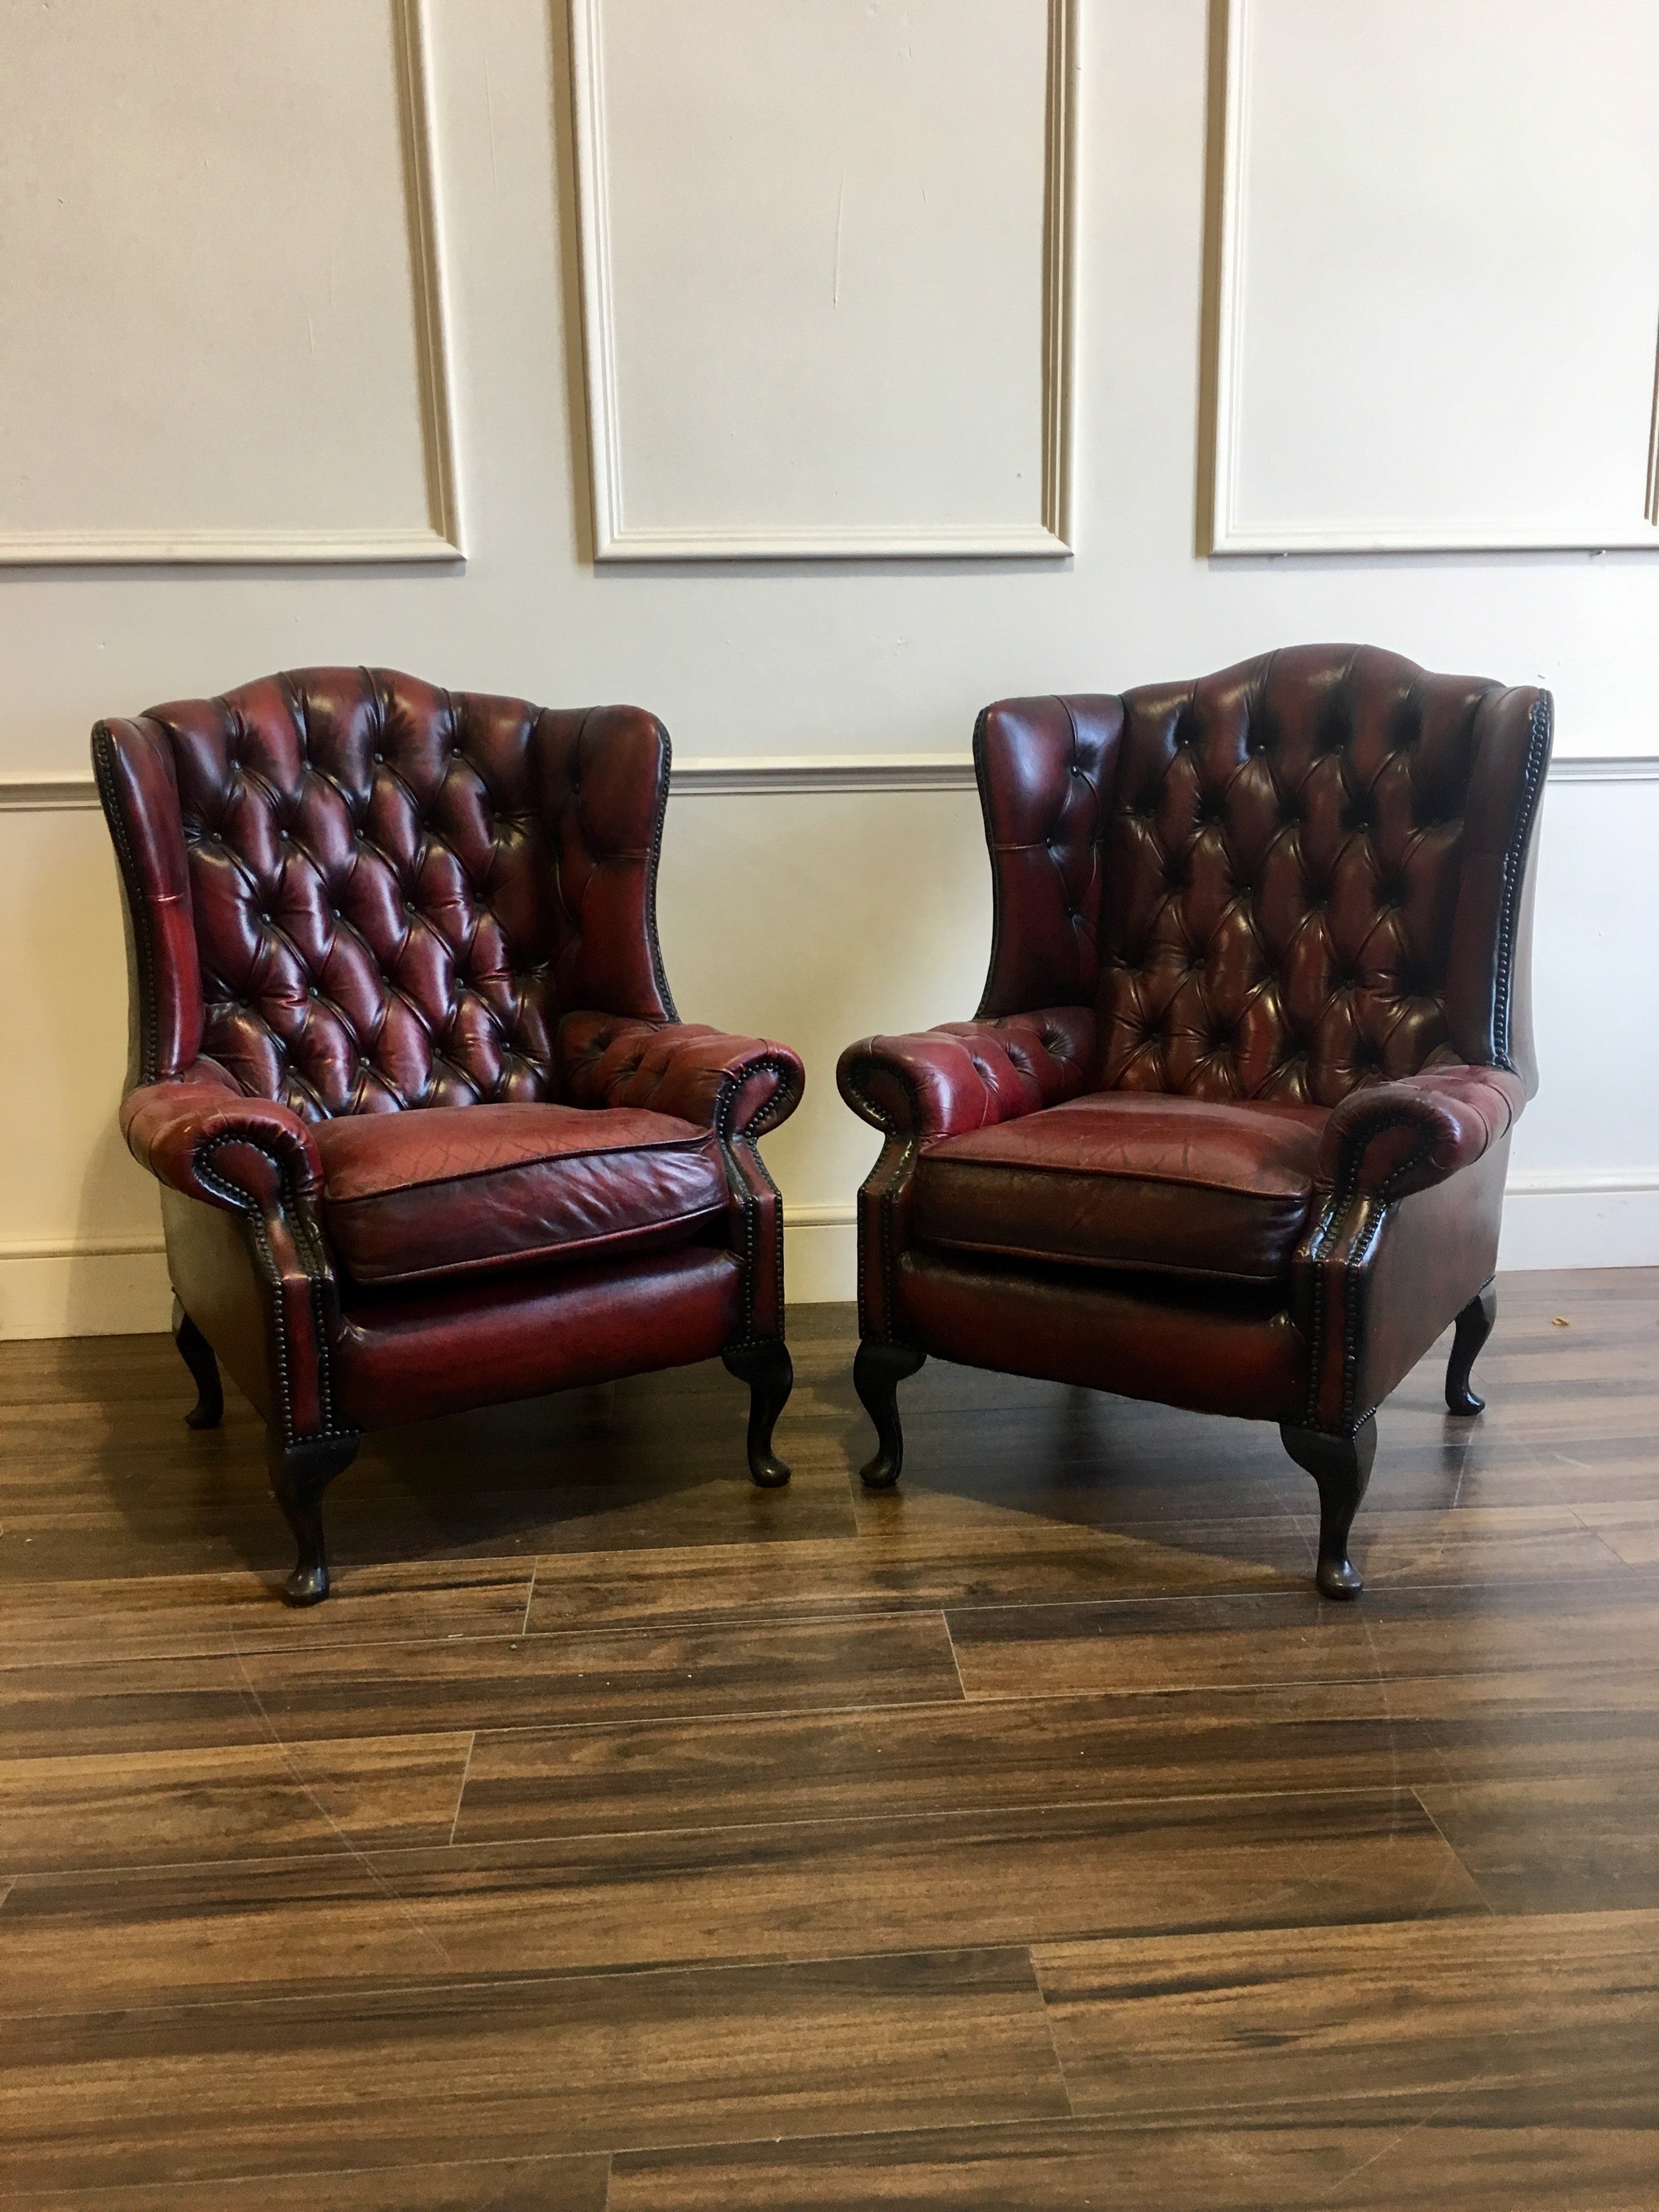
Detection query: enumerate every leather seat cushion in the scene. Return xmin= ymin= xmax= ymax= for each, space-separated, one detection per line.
xmin=912 ymin=1092 xmax=1328 ymax=1287
xmin=313 ymin=1103 xmax=729 ymax=1289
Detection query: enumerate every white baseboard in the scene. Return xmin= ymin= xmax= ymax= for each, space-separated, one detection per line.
xmin=1498 ymin=1171 xmax=1659 ymax=1270
xmin=0 ymin=1238 xmax=172 ymax=1339
xmin=0 ymin=1176 xmax=1652 ymax=1339
xmin=782 ymin=1205 xmax=859 ymax=1305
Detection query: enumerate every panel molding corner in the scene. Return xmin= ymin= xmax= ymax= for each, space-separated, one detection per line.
xmin=568 ymin=0 xmax=1077 ymax=563
xmin=0 ymin=0 xmax=462 ymax=570
xmin=1206 ymin=0 xmax=1659 ymax=558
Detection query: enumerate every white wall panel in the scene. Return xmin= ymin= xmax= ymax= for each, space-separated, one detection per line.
xmin=571 ymin=0 xmax=1075 ymax=557
xmin=0 ymin=0 xmax=458 ymax=562
xmin=0 ymin=0 xmax=1654 ymax=1336
xmin=1210 ymin=0 xmax=1659 ymax=552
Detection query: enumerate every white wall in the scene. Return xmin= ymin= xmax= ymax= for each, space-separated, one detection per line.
xmin=1 ymin=0 xmax=1655 ymax=1338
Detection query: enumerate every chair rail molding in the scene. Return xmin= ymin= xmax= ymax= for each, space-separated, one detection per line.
xmin=1206 ymin=0 xmax=1659 ymax=557
xmin=3 ymin=752 xmax=1655 ymax=812
xmin=0 ymin=0 xmax=461 ymax=568
xmin=568 ymin=0 xmax=1076 ymax=562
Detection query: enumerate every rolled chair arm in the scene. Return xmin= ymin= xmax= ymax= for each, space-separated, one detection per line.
xmin=1315 ymin=1062 xmax=1528 ymax=1204
xmin=561 ymin=1014 xmax=804 ymax=1142
xmin=838 ymin=1007 xmax=1095 ymax=1145
xmin=121 ymin=1071 xmax=324 ymax=1215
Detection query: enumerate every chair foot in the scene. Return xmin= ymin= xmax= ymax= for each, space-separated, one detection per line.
xmin=1446 ymin=1277 xmax=1497 ymax=1416
xmin=1281 ymin=1416 xmax=1377 ymax=1600
xmin=723 ymin=1340 xmax=794 ymax=1487
xmin=268 ymin=1434 xmax=359 ymax=1605
xmin=854 ymin=1340 xmax=926 ymax=1489
xmin=171 ymin=1295 xmax=223 ymax=1431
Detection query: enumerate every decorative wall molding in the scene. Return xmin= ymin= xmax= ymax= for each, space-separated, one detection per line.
xmin=1547 ymin=755 xmax=1659 ymax=784
xmin=4 ymin=752 xmax=1655 ymax=812
xmin=0 ymin=0 xmax=461 ymax=569
xmin=1505 ymin=1167 xmax=1659 ymax=1199
xmin=672 ymin=754 xmax=977 ymax=797
xmin=0 ymin=1233 xmax=165 ymax=1262
xmin=568 ymin=0 xmax=1076 ymax=562
xmin=1207 ymin=0 xmax=1659 ymax=557
xmin=0 ymin=776 xmax=101 ymax=812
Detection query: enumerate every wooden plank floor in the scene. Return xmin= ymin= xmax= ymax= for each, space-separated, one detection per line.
xmin=1 ymin=1268 xmax=1655 ymax=2208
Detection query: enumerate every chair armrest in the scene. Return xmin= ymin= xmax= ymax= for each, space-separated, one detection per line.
xmin=121 ymin=1076 xmax=324 ymax=1214
xmin=561 ymin=1015 xmax=804 ymax=1142
xmin=838 ymin=1008 xmax=1095 ymax=1145
xmin=1314 ymin=1063 xmax=1527 ymax=1203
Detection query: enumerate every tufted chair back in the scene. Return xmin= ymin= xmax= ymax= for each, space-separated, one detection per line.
xmin=974 ymin=645 xmax=1551 ymax=1109
xmin=93 ymin=668 xmax=676 ymax=1118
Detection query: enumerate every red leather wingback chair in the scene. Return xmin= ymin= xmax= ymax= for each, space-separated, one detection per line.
xmin=94 ymin=668 xmax=803 ymax=1603
xmin=838 ymin=646 xmax=1549 ymax=1598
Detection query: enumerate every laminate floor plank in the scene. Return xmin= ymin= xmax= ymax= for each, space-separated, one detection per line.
xmin=0 ymin=1731 xmax=473 ymax=1874
xmin=1574 ymin=1502 xmax=1659 ymax=1567
xmin=945 ymin=1577 xmax=1659 ymax=1701
xmin=1031 ymin=1909 xmax=1659 ymax=2120
xmin=450 ymin=1670 xmax=1659 ymax=1845
xmin=0 ymin=1791 xmax=1483 ymax=2016
xmin=518 ymin=1502 xmax=1629 ymax=1639
xmin=1416 ymin=1771 xmax=1659 ymax=1913
xmin=604 ymin=2118 xmax=1659 ymax=2211
xmin=0 ymin=1948 xmax=1068 ymax=2192
xmin=0 ymin=1559 xmax=536 ymax=1668
xmin=236 ymin=1611 xmax=962 ymax=1738
xmin=0 ymin=1612 xmax=960 ymax=1759
xmin=2 ymin=2153 xmax=609 ymax=2211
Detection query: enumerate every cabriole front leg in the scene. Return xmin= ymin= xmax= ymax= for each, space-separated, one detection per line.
xmin=268 ymin=1434 xmax=359 ymax=1606
xmin=1280 ymin=1415 xmax=1377 ymax=1600
xmin=723 ymin=1339 xmax=794 ymax=1487
xmin=1446 ymin=1277 xmax=1497 ymax=1416
xmin=171 ymin=1295 xmax=223 ymax=1431
xmin=854 ymin=1340 xmax=926 ymax=1490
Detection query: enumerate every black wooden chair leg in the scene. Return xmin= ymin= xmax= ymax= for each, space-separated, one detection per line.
xmin=854 ymin=1340 xmax=927 ymax=1489
xmin=269 ymin=1434 xmax=359 ymax=1606
xmin=1446 ymin=1277 xmax=1498 ymax=1416
xmin=1281 ymin=1415 xmax=1378 ymax=1600
xmin=171 ymin=1295 xmax=223 ymax=1431
xmin=723 ymin=1339 xmax=794 ymax=1487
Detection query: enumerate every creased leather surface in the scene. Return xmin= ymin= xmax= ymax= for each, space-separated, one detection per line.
xmin=838 ymin=1008 xmax=1096 ymax=1145
xmin=561 ymin=1015 xmax=804 ymax=1139
xmin=314 ymin=1102 xmax=726 ymax=1288
xmin=1314 ymin=1061 xmax=1527 ymax=1200
xmin=122 ymin=1072 xmax=322 ymax=1209
xmin=914 ymin=1092 xmax=1326 ymax=1285
xmin=331 ymin=1246 xmax=742 ymax=1429
xmin=896 ymin=1252 xmax=1306 ymax=1422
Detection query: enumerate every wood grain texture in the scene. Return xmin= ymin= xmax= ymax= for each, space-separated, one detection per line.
xmin=0 ymin=1792 xmax=1482 ymax=2016
xmin=450 ymin=1669 xmax=1659 ymax=1843
xmin=1032 ymin=1910 xmax=1659 ymax=2119
xmin=1 ymin=2154 xmax=609 ymax=2211
xmin=0 ymin=1731 xmax=473 ymax=1872
xmin=0 ymin=1272 xmax=1654 ymax=2198
xmin=0 ymin=1948 xmax=1068 ymax=2191
xmin=605 ymin=2120 xmax=1659 ymax=2210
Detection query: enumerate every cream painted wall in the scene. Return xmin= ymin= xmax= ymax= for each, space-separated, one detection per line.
xmin=1 ymin=0 xmax=1655 ymax=1338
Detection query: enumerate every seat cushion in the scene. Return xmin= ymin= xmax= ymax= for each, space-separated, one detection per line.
xmin=313 ymin=1103 xmax=730 ymax=1289
xmin=912 ymin=1092 xmax=1328 ymax=1287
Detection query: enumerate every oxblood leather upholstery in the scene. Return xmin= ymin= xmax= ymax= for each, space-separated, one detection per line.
xmin=839 ymin=646 xmax=1550 ymax=1592
xmin=913 ymin=1092 xmax=1327 ymax=1286
xmin=94 ymin=667 xmax=803 ymax=1599
xmin=312 ymin=1103 xmax=728 ymax=1288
